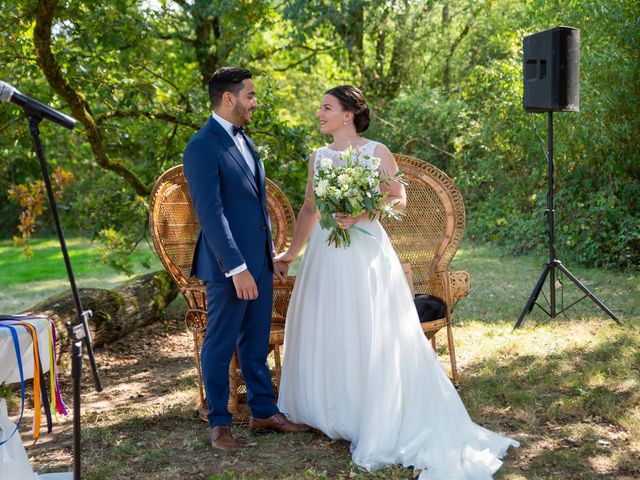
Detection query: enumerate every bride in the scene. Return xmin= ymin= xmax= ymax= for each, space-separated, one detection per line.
xmin=274 ymin=85 xmax=519 ymax=479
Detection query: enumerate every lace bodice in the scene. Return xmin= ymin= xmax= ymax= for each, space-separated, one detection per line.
xmin=313 ymin=140 xmax=380 ymax=170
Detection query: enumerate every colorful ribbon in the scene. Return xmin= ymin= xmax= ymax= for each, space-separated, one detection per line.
xmin=0 ymin=323 xmax=25 ymax=446
xmin=0 ymin=315 xmax=67 ymax=443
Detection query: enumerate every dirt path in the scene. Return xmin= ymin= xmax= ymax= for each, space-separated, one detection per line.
xmin=23 ymin=307 xmax=412 ymax=480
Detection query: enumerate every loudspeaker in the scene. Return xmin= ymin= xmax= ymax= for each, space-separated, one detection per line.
xmin=523 ymin=26 xmax=580 ymax=112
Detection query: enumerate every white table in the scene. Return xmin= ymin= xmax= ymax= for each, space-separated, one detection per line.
xmin=0 ymin=317 xmax=70 ymax=480
xmin=0 ymin=318 xmax=52 ymax=385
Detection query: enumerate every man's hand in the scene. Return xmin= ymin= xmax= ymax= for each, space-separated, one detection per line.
xmin=231 ymin=269 xmax=258 ymax=300
xmin=273 ymin=250 xmax=295 ymax=284
xmin=273 ymin=261 xmax=289 ymax=284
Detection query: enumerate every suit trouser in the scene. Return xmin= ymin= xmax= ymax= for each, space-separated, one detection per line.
xmin=202 ymin=260 xmax=278 ymax=426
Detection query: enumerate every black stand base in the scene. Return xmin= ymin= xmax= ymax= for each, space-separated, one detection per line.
xmin=515 ymin=259 xmax=621 ymax=328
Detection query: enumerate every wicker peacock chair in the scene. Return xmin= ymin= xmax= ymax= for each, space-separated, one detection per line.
xmin=383 ymin=154 xmax=469 ymax=385
xmin=149 ymin=165 xmax=295 ymax=423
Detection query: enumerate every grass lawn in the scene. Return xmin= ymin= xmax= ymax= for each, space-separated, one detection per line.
xmin=3 ymin=237 xmax=639 ymax=479
xmin=0 ymin=237 xmax=162 ymax=313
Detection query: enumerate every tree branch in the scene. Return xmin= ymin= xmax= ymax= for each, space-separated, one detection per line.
xmin=373 ymin=113 xmax=455 ymax=158
xmin=33 ymin=0 xmax=150 ymax=196
xmin=135 ymin=64 xmax=193 ymax=113
xmin=163 ymin=123 xmax=180 ymax=165
xmin=270 ymin=49 xmax=338 ymax=72
xmin=95 ymin=110 xmax=200 ymax=130
xmin=247 ymin=42 xmax=335 ymax=64
xmin=402 ymin=138 xmax=456 ymax=158
xmin=443 ymin=2 xmax=486 ymax=95
xmin=190 ymin=1 xmax=221 ymax=85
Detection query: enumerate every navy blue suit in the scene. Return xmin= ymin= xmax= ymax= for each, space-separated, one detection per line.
xmin=183 ymin=116 xmax=278 ymax=426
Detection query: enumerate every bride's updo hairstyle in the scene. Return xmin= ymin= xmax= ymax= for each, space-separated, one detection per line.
xmin=325 ymin=85 xmax=370 ymax=133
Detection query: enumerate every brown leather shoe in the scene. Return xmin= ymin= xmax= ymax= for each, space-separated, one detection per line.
xmin=211 ymin=425 xmax=242 ymax=451
xmin=249 ymin=412 xmax=311 ymax=433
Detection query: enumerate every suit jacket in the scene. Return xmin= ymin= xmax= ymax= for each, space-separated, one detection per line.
xmin=183 ymin=116 xmax=273 ymax=282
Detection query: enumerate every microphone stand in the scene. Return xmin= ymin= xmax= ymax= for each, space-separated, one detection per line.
xmin=23 ymin=101 xmax=102 ymax=480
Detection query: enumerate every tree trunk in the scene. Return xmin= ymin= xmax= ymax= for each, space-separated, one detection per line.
xmin=21 ymin=270 xmax=178 ymax=357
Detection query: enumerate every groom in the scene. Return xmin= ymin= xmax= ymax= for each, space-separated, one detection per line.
xmin=183 ymin=67 xmax=307 ymax=451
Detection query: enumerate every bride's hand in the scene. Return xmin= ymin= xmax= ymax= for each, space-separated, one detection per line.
xmin=335 ymin=212 xmax=365 ymax=229
xmin=273 ymin=250 xmax=294 ymax=284
xmin=274 ymin=250 xmax=295 ymax=264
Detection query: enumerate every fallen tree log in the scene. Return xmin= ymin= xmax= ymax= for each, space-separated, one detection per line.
xmin=22 ymin=270 xmax=178 ymax=356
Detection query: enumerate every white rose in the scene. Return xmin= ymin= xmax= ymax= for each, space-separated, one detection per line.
xmin=337 ymin=173 xmax=352 ymax=186
xmin=319 ymin=158 xmax=333 ymax=170
xmin=315 ymin=179 xmax=329 ymax=196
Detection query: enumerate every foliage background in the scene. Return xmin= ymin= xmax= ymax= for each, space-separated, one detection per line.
xmin=0 ymin=0 xmax=637 ymax=273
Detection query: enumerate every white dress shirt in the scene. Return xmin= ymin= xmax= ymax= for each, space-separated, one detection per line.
xmin=210 ymin=111 xmax=254 ymax=278
xmin=211 ymin=111 xmax=256 ymax=176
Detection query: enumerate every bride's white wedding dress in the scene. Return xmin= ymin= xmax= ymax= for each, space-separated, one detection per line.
xmin=277 ymin=141 xmax=518 ymax=480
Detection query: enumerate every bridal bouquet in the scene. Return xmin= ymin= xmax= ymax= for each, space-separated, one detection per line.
xmin=313 ymin=145 xmax=404 ymax=248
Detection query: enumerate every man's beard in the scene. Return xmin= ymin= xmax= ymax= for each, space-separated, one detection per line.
xmin=233 ymin=103 xmax=252 ymax=126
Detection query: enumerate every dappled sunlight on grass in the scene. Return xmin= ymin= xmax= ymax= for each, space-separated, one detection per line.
xmin=452 ymin=319 xmax=640 ymax=478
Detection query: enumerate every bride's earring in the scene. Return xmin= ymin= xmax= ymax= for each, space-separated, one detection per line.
xmin=343 ymin=119 xmax=347 ymax=126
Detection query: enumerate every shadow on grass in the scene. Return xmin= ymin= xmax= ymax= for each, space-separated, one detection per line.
xmin=34 ymin=330 xmax=639 ymax=479
xmin=460 ymin=330 xmax=640 ymax=479
xmin=37 ymin=402 xmax=412 ymax=480
xmin=28 ymin=317 xmax=639 ymax=479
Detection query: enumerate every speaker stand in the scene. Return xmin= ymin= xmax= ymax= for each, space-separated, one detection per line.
xmin=514 ymin=112 xmax=620 ymax=328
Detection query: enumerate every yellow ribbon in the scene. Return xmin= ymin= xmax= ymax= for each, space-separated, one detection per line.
xmin=13 ymin=321 xmax=42 ymax=444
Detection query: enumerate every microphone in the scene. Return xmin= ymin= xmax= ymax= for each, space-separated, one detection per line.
xmin=0 ymin=80 xmax=76 ymax=130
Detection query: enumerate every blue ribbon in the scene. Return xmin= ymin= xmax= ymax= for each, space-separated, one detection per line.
xmin=0 ymin=322 xmax=26 ymax=445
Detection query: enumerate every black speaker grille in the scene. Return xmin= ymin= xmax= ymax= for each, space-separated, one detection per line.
xmin=523 ymin=27 xmax=580 ymax=113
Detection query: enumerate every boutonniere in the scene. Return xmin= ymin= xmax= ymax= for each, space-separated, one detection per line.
xmin=255 ymin=145 xmax=270 ymax=165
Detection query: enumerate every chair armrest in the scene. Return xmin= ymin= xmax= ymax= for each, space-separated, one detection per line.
xmin=181 ymin=276 xmax=297 ymax=332
xmin=448 ymin=271 xmax=469 ymax=299
xmin=426 ymin=270 xmax=469 ymax=314
xmin=442 ymin=270 xmax=469 ymax=313
xmin=272 ymin=276 xmax=296 ymax=322
xmin=183 ymin=284 xmax=207 ymax=332
xmin=424 ymin=274 xmax=449 ymax=304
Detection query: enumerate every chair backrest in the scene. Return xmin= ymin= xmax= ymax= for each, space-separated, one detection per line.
xmin=149 ymin=165 xmax=296 ymax=293
xmin=382 ymin=155 xmax=465 ymax=295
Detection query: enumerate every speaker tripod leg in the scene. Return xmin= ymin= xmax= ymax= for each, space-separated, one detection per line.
xmin=515 ymin=262 xmax=551 ymax=329
xmin=555 ymin=262 xmax=620 ymax=324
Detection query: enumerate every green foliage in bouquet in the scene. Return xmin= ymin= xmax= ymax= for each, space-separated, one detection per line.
xmin=313 ymin=145 xmax=404 ymax=248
